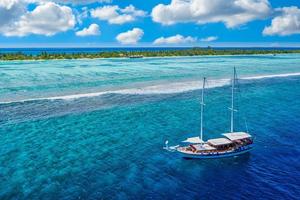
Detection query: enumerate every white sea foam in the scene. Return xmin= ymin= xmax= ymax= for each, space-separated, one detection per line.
xmin=116 ymin=79 xmax=229 ymax=95
xmin=242 ymin=72 xmax=300 ymax=80
xmin=1 ymin=72 xmax=300 ymax=104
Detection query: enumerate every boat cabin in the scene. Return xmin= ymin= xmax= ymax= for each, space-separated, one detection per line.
xmin=187 ymin=143 xmax=216 ymax=153
xmin=207 ymin=138 xmax=234 ymax=150
xmin=222 ymin=132 xmax=253 ymax=146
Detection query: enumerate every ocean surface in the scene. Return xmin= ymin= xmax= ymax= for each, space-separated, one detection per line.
xmin=0 ymin=54 xmax=300 ymax=199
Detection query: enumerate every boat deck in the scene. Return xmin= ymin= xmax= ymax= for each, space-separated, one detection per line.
xmin=177 ymin=138 xmax=253 ymax=156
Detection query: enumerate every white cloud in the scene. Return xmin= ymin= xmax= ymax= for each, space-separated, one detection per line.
xmin=0 ymin=0 xmax=21 ymax=9
xmin=153 ymin=34 xmax=196 ymax=45
xmin=76 ymin=24 xmax=100 ymax=36
xmin=263 ymin=6 xmax=300 ymax=36
xmin=91 ymin=4 xmax=146 ymax=24
xmin=1 ymin=2 xmax=75 ymax=37
xmin=27 ymin=0 xmax=112 ymax=4
xmin=116 ymin=28 xmax=144 ymax=44
xmin=0 ymin=0 xmax=26 ymax=28
xmin=200 ymin=36 xmax=218 ymax=42
xmin=151 ymin=0 xmax=271 ymax=28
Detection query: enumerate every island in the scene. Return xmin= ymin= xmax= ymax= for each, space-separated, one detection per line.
xmin=0 ymin=48 xmax=300 ymax=60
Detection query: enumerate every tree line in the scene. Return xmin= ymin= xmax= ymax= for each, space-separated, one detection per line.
xmin=0 ymin=48 xmax=299 ymax=60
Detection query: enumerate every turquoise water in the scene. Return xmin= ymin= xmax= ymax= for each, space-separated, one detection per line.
xmin=0 ymin=54 xmax=300 ymax=199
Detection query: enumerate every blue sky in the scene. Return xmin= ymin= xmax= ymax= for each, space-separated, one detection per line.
xmin=0 ymin=0 xmax=300 ymax=47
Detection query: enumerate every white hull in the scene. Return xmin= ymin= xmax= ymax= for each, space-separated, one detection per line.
xmin=176 ymin=145 xmax=253 ymax=159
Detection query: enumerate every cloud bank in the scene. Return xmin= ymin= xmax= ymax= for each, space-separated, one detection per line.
xmin=76 ymin=24 xmax=100 ymax=36
xmin=91 ymin=5 xmax=146 ymax=24
xmin=116 ymin=28 xmax=144 ymax=44
xmin=0 ymin=1 xmax=75 ymax=36
xmin=200 ymin=36 xmax=218 ymax=42
xmin=151 ymin=0 xmax=271 ymax=28
xmin=154 ymin=35 xmax=196 ymax=45
xmin=263 ymin=7 xmax=300 ymax=36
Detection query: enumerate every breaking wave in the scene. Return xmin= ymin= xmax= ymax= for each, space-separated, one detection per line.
xmin=242 ymin=72 xmax=300 ymax=80
xmin=1 ymin=72 xmax=300 ymax=104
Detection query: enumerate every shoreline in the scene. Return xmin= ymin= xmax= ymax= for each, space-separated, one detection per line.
xmin=1 ymin=48 xmax=300 ymax=61
xmin=0 ymin=52 xmax=299 ymax=62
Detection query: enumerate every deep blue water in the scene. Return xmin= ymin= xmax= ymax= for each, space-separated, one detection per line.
xmin=0 ymin=55 xmax=300 ymax=199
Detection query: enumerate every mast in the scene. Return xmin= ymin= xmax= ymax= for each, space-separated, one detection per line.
xmin=230 ymin=67 xmax=237 ymax=133
xmin=200 ymin=77 xmax=206 ymax=142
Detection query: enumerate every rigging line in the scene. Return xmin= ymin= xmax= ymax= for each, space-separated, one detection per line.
xmin=235 ymin=70 xmax=251 ymax=133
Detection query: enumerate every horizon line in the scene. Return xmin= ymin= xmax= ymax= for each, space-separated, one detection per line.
xmin=1 ymin=46 xmax=300 ymax=49
xmin=1 ymin=42 xmax=300 ymax=48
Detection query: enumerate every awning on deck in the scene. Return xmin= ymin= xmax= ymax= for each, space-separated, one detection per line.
xmin=222 ymin=132 xmax=251 ymax=141
xmin=207 ymin=138 xmax=233 ymax=146
xmin=182 ymin=136 xmax=204 ymax=144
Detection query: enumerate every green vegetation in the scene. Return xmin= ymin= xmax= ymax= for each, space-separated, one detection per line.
xmin=1 ymin=48 xmax=300 ymax=61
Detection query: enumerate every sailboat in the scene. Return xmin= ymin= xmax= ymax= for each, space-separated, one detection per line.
xmin=164 ymin=68 xmax=254 ymax=159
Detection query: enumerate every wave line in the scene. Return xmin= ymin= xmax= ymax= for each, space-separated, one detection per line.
xmin=1 ymin=72 xmax=300 ymax=104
